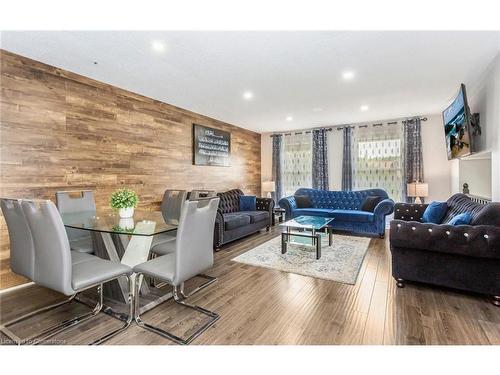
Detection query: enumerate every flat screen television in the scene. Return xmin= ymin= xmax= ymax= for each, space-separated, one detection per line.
xmin=442 ymin=84 xmax=473 ymax=160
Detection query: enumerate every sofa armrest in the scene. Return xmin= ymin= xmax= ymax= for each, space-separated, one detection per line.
xmin=213 ymin=208 xmax=225 ymax=249
xmin=374 ymin=199 xmax=395 ymax=217
xmin=256 ymin=197 xmax=274 ymax=211
xmin=256 ymin=197 xmax=274 ymax=226
xmin=393 ymin=202 xmax=428 ymax=221
xmin=390 ymin=220 xmax=500 ymax=259
xmin=278 ymin=196 xmax=297 ymax=220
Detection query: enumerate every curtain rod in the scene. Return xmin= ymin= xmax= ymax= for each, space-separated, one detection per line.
xmin=269 ymin=117 xmax=427 ymax=137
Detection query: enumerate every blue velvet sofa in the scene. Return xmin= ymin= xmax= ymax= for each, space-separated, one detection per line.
xmin=278 ymin=188 xmax=395 ymax=238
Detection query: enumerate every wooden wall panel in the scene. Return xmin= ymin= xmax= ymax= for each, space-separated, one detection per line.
xmin=0 ymin=49 xmax=261 ymax=289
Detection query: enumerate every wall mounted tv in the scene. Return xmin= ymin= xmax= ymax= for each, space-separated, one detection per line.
xmin=442 ymin=84 xmax=473 ymax=160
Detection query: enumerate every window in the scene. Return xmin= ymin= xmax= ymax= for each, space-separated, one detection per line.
xmin=353 ymin=125 xmax=403 ymax=201
xmin=282 ymin=132 xmax=312 ymax=196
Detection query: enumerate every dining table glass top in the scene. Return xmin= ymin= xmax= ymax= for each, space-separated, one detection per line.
xmin=60 ymin=210 xmax=178 ymax=236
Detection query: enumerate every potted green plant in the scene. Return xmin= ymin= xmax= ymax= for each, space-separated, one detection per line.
xmin=109 ymin=188 xmax=139 ymax=218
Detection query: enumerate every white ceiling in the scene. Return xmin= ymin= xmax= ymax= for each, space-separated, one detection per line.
xmin=2 ymin=31 xmax=499 ymax=133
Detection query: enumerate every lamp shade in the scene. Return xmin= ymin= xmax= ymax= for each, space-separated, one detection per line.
xmin=407 ymin=182 xmax=428 ymax=197
xmin=262 ymin=181 xmax=276 ymax=192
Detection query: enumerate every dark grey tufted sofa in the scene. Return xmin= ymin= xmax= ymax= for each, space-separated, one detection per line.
xmin=214 ymin=189 xmax=274 ymax=250
xmin=390 ymin=194 xmax=500 ymax=305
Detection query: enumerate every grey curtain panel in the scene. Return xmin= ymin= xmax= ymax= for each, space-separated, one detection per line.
xmin=271 ymin=134 xmax=283 ymax=202
xmin=312 ymin=128 xmax=329 ymax=190
xmin=342 ymin=126 xmax=353 ymax=191
xmin=403 ymin=117 xmax=424 ymax=202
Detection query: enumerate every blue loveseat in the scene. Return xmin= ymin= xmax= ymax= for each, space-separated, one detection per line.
xmin=278 ymin=188 xmax=395 ymax=238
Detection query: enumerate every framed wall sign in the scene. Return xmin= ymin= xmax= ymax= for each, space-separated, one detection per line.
xmin=193 ymin=124 xmax=231 ymax=167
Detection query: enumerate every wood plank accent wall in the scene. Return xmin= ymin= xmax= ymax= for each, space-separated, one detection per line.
xmin=0 ymin=49 xmax=261 ymax=289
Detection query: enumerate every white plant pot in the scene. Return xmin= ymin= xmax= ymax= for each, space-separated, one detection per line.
xmin=119 ymin=218 xmax=135 ymax=230
xmin=118 ymin=207 xmax=134 ymax=218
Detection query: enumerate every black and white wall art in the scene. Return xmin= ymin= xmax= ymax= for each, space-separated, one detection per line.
xmin=193 ymin=124 xmax=231 ymax=166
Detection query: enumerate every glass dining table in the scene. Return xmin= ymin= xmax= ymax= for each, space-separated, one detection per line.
xmin=61 ymin=209 xmax=178 ymax=315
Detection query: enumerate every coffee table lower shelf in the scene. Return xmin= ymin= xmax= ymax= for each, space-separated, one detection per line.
xmin=281 ymin=227 xmax=332 ymax=260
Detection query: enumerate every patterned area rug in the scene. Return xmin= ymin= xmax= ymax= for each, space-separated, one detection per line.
xmin=232 ymin=233 xmax=371 ymax=284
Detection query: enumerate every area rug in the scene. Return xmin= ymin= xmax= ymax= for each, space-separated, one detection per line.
xmin=232 ymin=234 xmax=371 ymax=284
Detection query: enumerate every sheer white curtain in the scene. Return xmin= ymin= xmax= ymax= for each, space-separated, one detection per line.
xmin=282 ymin=132 xmax=312 ymax=196
xmin=352 ymin=124 xmax=404 ymax=201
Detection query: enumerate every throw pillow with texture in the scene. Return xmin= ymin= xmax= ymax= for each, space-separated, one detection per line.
xmin=360 ymin=196 xmax=383 ymax=212
xmin=294 ymin=195 xmax=312 ymax=208
xmin=239 ymin=195 xmax=256 ymax=211
xmin=422 ymin=201 xmax=448 ymax=224
xmin=447 ymin=212 xmax=473 ymax=226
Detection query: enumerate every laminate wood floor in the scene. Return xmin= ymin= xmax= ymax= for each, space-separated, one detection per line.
xmin=1 ymin=227 xmax=499 ymax=345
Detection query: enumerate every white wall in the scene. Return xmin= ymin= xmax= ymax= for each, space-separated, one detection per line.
xmin=465 ymin=52 xmax=500 ymax=201
xmin=458 ymin=157 xmax=492 ymax=198
xmin=421 ymin=114 xmax=454 ymax=201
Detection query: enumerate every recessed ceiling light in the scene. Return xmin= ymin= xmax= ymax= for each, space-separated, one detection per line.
xmin=286 ymin=116 xmax=293 ymax=122
xmin=342 ymin=70 xmax=355 ymax=81
xmin=312 ymin=107 xmax=323 ymax=112
xmin=360 ymin=105 xmax=369 ymax=111
xmin=151 ymin=40 xmax=166 ymax=53
xmin=242 ymin=91 xmax=254 ymax=100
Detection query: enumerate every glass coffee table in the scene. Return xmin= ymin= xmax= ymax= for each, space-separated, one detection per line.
xmin=280 ymin=215 xmax=334 ymax=260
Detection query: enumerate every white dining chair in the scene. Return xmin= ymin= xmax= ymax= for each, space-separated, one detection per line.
xmin=133 ymin=197 xmax=220 ymax=344
xmin=56 ymin=190 xmax=96 ymax=254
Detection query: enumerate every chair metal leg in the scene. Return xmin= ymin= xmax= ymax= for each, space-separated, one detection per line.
xmin=134 ymin=273 xmax=219 ymax=345
xmin=1 ymin=291 xmax=102 ymax=345
xmin=89 ymin=275 xmax=134 ymax=345
xmin=31 ymin=284 xmax=104 ymax=345
xmin=178 ymin=274 xmax=217 ymax=300
xmin=1 ymin=275 xmax=133 ymax=345
xmin=0 ymin=294 xmax=77 ymax=345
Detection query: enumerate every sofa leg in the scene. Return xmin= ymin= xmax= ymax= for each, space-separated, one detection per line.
xmin=379 ymin=233 xmax=385 ymax=239
xmin=396 ymin=278 xmax=405 ymax=288
xmin=266 ymin=226 xmax=270 ymax=232
xmin=492 ymin=296 xmax=500 ymax=307
xmin=214 ymin=246 xmax=221 ymax=252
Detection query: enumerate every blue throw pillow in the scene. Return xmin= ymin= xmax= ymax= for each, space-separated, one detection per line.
xmin=447 ymin=212 xmax=473 ymax=226
xmin=422 ymin=201 xmax=448 ymax=224
xmin=240 ymin=195 xmax=256 ymax=211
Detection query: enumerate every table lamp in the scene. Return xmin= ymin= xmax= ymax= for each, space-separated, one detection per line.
xmin=262 ymin=181 xmax=276 ymax=198
xmin=407 ymin=181 xmax=428 ymax=204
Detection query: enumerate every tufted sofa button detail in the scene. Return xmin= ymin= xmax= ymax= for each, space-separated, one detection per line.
xmin=446 ymin=231 xmax=450 ymax=235
xmin=411 ymin=227 xmax=416 ymax=231
xmin=484 ymin=234 xmax=489 ymax=239
xmin=464 ymin=233 xmax=469 ymax=238
xmin=428 ymin=228 xmax=432 ymax=232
